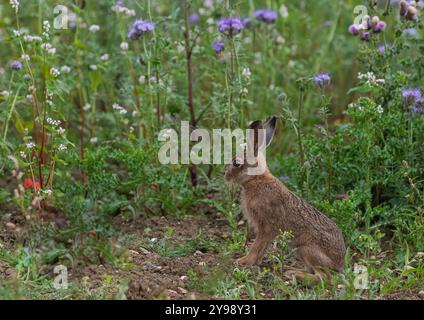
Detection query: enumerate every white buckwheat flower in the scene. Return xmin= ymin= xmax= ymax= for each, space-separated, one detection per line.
xmin=376 ymin=105 xmax=384 ymax=114
xmin=83 ymin=103 xmax=91 ymax=111
xmin=89 ymin=25 xmax=100 ymax=33
xmin=10 ymin=0 xmax=20 ymax=11
xmin=47 ymin=118 xmax=61 ymax=126
xmin=61 ymin=65 xmax=71 ymax=73
xmin=100 ymin=54 xmax=110 ymax=61
xmin=26 ymin=142 xmax=35 ymax=149
xmin=58 ymin=144 xmax=67 ymax=152
xmin=50 ymin=68 xmax=60 ymax=77
xmin=120 ymin=42 xmax=129 ymax=51
xmin=1 ymin=90 xmax=11 ymax=98
xmin=21 ymin=54 xmax=30 ymax=61
xmin=43 ymin=20 xmax=51 ymax=32
xmin=112 ymin=103 xmax=127 ymax=115
xmin=242 ymin=67 xmax=251 ymax=79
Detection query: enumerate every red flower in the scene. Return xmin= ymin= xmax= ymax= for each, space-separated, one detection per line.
xmin=335 ymin=194 xmax=350 ymax=200
xmin=24 ymin=178 xmax=41 ymax=190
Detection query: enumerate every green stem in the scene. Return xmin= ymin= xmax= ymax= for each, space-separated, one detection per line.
xmin=3 ymin=84 xmax=23 ymax=142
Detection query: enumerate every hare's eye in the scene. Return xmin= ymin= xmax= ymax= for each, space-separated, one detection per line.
xmin=232 ymin=159 xmax=242 ymax=167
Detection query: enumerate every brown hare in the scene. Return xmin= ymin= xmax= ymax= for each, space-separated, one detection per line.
xmin=224 ymin=116 xmax=346 ymax=282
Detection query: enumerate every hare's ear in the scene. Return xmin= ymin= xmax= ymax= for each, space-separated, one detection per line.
xmin=264 ymin=116 xmax=277 ymax=147
xmin=247 ymin=120 xmax=264 ymax=157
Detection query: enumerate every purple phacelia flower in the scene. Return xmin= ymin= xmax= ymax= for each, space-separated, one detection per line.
xmin=241 ymin=16 xmax=252 ymax=29
xmin=128 ymin=19 xmax=155 ymax=40
xmin=279 ymin=175 xmax=290 ymax=183
xmin=189 ymin=13 xmax=200 ymax=24
xmin=378 ymin=44 xmax=386 ymax=52
xmin=313 ymin=72 xmax=331 ymax=88
xmin=212 ymin=40 xmax=225 ymax=54
xmin=218 ymin=17 xmax=244 ymax=37
xmin=254 ymin=9 xmax=278 ymax=24
xmin=402 ymin=88 xmax=422 ymax=105
xmin=10 ymin=60 xmax=23 ymax=71
xmin=402 ymin=28 xmax=418 ymax=37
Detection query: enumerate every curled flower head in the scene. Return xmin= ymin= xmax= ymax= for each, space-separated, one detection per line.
xmin=255 ymin=9 xmax=278 ymax=24
xmin=313 ymin=72 xmax=331 ymax=88
xmin=402 ymin=88 xmax=422 ymax=106
xmin=217 ymin=17 xmax=244 ymax=37
xmin=400 ymin=0 xmax=421 ymax=21
xmin=212 ymin=40 xmax=225 ymax=54
xmin=10 ymin=60 xmax=23 ymax=71
xmin=128 ymin=19 xmax=155 ymax=40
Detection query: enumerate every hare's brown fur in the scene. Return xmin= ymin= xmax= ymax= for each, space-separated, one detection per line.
xmin=225 ymin=117 xmax=345 ymax=281
xmin=239 ymin=170 xmax=345 ymax=272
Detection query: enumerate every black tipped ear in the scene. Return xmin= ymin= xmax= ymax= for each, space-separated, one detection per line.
xmin=248 ymin=120 xmax=263 ymax=130
xmin=247 ymin=120 xmax=263 ymax=157
xmin=264 ymin=116 xmax=277 ymax=147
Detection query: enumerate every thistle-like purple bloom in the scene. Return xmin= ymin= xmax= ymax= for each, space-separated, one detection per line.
xmin=212 ymin=40 xmax=225 ymax=54
xmin=217 ymin=17 xmax=244 ymax=37
xmin=10 ymin=61 xmax=23 ymax=71
xmin=255 ymin=9 xmax=278 ymax=24
xmin=313 ymin=72 xmax=331 ymax=88
xmin=402 ymin=88 xmax=422 ymax=106
xmin=360 ymin=31 xmax=371 ymax=41
xmin=372 ymin=21 xmax=386 ymax=33
xmin=128 ymin=19 xmax=155 ymax=40
xmin=348 ymin=24 xmax=360 ymax=35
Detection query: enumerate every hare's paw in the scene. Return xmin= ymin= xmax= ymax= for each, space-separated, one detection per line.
xmin=235 ymin=255 xmax=256 ymax=266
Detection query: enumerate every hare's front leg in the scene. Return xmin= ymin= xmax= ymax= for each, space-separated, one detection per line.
xmin=236 ymin=233 xmax=274 ymax=266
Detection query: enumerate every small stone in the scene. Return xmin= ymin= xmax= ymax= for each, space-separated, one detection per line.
xmin=177 ymin=287 xmax=188 ymax=294
xmin=194 ymin=250 xmax=203 ymax=256
xmin=167 ymin=290 xmax=179 ymax=299
xmin=418 ymin=290 xmax=424 ymax=298
xmin=139 ymin=247 xmax=150 ymax=255
xmin=415 ymin=252 xmax=424 ymax=259
xmin=128 ymin=250 xmax=140 ymax=256
xmin=337 ymin=284 xmax=344 ymax=289
xmin=199 ymin=261 xmax=206 ymax=266
xmin=6 ymin=222 xmax=16 ymax=231
xmin=143 ymin=261 xmax=162 ymax=271
xmin=180 ymin=275 xmax=189 ymax=281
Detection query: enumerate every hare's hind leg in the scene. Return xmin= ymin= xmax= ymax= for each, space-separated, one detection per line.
xmin=297 ymin=245 xmax=335 ymax=272
xmin=284 ymin=245 xmax=333 ymax=283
